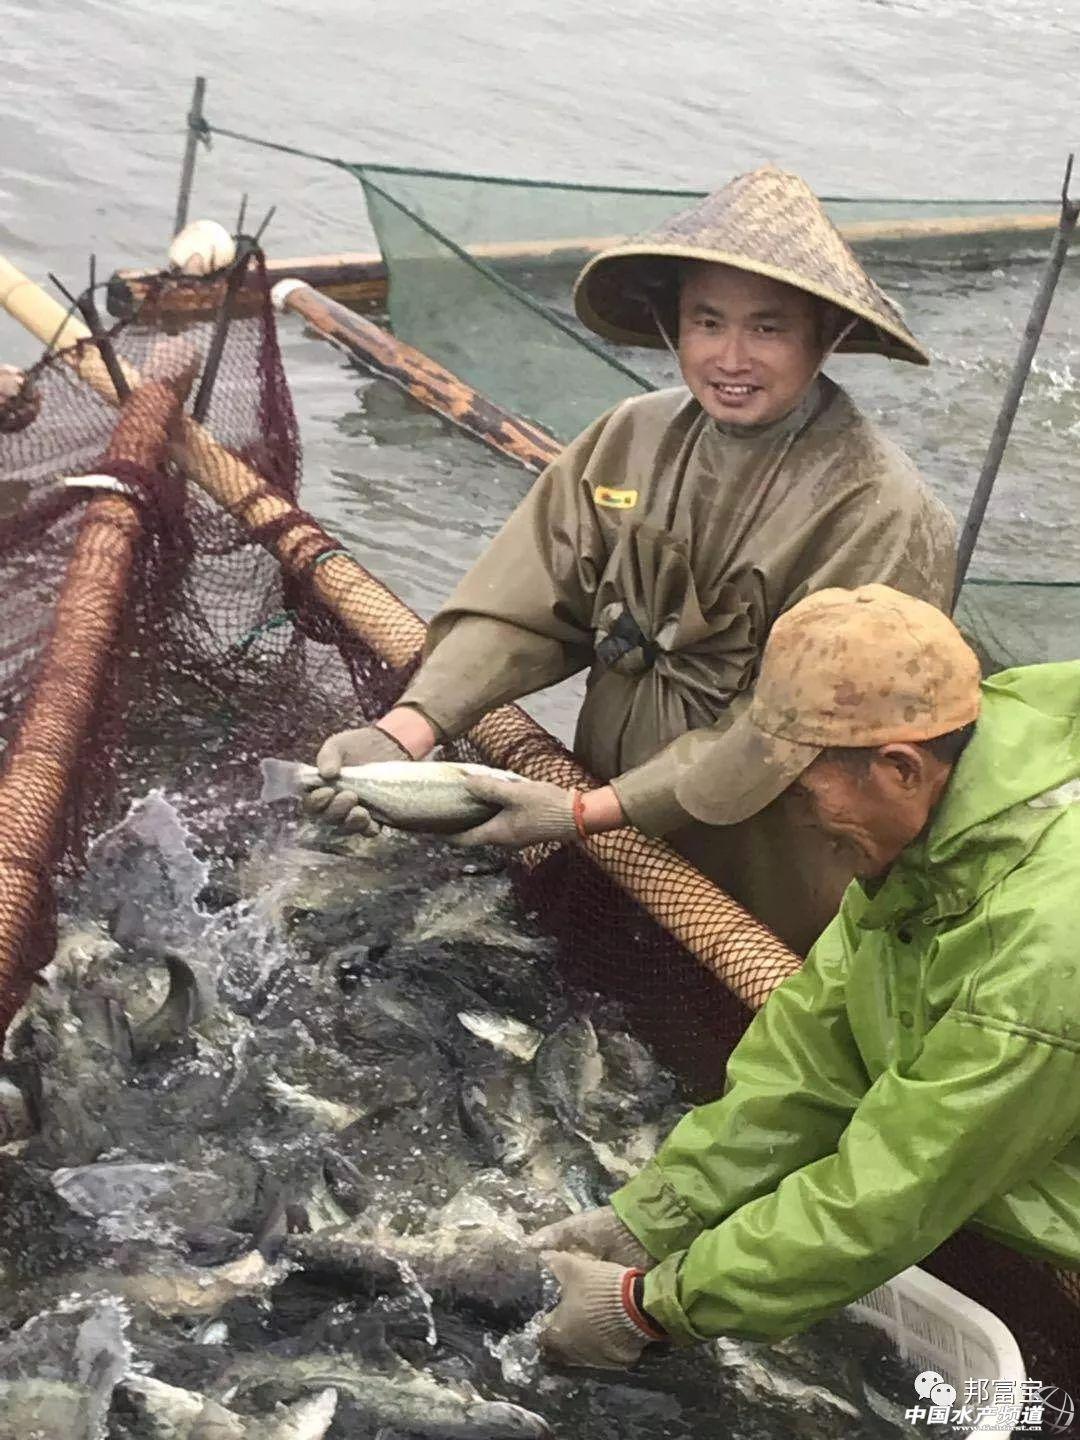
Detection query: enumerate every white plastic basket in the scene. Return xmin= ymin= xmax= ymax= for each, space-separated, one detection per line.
xmin=850 ymin=1264 xmax=1026 ymax=1440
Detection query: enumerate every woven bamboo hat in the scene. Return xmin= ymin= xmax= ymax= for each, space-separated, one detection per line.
xmin=573 ymin=166 xmax=929 ymax=365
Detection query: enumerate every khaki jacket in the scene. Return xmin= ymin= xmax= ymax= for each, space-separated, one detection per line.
xmin=401 ymin=379 xmax=956 ymax=952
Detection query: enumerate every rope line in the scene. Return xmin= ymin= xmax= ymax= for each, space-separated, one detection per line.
xmin=201 ymin=121 xmax=1056 ymax=206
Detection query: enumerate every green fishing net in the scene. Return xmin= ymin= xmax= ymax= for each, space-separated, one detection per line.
xmin=955 ymin=579 xmax=1080 ymax=672
xmin=350 ymin=163 xmax=1057 ymax=438
xmin=353 ymin=169 xmax=663 ymax=438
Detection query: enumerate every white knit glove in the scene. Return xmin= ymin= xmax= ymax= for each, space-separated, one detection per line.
xmin=448 ymin=775 xmax=577 ymax=849
xmin=303 ymin=724 xmax=410 ymax=833
xmin=539 ymin=1252 xmax=661 ymax=1369
xmin=527 ymin=1206 xmax=654 ymax=1269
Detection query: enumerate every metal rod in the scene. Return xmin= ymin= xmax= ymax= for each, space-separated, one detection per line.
xmin=80 ymin=255 xmax=131 ymax=402
xmin=48 ymin=270 xmax=131 ymax=402
xmin=252 ymin=205 xmax=277 ymax=247
xmin=173 ymin=75 xmax=207 ymax=238
xmin=953 ymin=154 xmax=1080 ymax=609
xmin=191 ymin=245 xmax=256 ymax=422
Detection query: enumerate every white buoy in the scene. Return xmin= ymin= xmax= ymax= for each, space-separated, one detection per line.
xmin=167 ymin=219 xmax=237 ymax=277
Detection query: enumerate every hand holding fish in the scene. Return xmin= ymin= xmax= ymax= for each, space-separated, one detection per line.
xmin=538 ymin=1251 xmax=665 ymax=1369
xmin=527 ymin=1205 xmax=655 ymax=1269
xmin=448 ymin=775 xmax=579 ymax=848
xmin=304 ymin=724 xmax=413 ymax=833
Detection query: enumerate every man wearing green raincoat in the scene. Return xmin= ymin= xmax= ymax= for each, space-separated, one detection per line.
xmin=526 ymin=585 xmax=1080 ymax=1367
xmin=310 ymin=166 xmax=956 ymax=956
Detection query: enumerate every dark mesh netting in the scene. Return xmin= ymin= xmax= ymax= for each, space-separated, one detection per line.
xmin=924 ymin=1232 xmax=1080 ymax=1396
xmin=0 ymin=260 xmax=418 ymax=1018
xmin=517 ymin=844 xmax=756 ymax=1092
xmin=0 ymin=377 xmax=192 ymax=1022
xmin=447 ymin=715 xmax=794 ymax=1096
xmin=1 ymin=256 xmax=1076 ymax=1390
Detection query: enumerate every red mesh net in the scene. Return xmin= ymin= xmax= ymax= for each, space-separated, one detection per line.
xmin=0 ymin=267 xmax=381 ymax=1002
xmin=0 ymin=378 xmax=192 ymax=1026
xmin=0 ymin=258 xmax=1076 ymax=1391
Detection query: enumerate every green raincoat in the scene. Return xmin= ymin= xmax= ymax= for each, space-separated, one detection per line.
xmin=613 ymin=663 xmax=1080 ymax=1343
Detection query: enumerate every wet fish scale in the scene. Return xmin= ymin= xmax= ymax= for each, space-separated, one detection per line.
xmin=118 ymin=1374 xmax=339 ymax=1439
xmin=532 ymin=1017 xmax=604 ymax=1131
xmin=5 ymin=795 xmax=917 ymax=1440
xmin=458 ymin=1071 xmax=544 ymax=1172
xmin=0 ymin=1296 xmax=129 ymax=1440
xmin=261 ymin=759 xmax=525 ymax=834
xmin=226 ymin=1350 xmax=552 ymax=1439
xmin=283 ymin=1226 xmax=555 ymax=1326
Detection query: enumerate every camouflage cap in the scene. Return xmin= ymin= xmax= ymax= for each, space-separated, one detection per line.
xmin=574 ymin=165 xmax=929 ymax=364
xmin=675 ymin=585 xmax=982 ymax=827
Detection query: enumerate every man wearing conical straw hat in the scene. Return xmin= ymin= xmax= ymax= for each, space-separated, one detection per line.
xmin=311 ymin=166 xmax=956 ymax=954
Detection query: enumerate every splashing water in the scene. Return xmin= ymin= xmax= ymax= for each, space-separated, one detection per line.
xmin=0 ymin=788 xmax=926 ymax=1439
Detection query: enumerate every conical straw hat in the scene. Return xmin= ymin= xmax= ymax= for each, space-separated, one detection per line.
xmin=573 ymin=166 xmax=929 ymax=365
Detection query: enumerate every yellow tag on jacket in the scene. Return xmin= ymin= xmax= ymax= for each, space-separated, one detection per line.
xmin=594 ymin=485 xmax=638 ymax=510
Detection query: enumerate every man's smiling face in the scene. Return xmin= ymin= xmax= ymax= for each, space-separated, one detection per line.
xmin=677 ymin=262 xmax=827 ymax=427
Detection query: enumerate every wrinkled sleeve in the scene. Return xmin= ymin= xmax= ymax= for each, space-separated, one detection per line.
xmin=397 ymin=410 xmax=617 ymax=739
xmin=629 ymin=876 xmax=1080 ymax=1344
xmin=611 ymin=908 xmax=867 ymax=1261
xmin=611 ymin=467 xmax=957 ymax=834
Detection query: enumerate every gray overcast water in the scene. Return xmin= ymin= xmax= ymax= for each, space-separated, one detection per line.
xmin=3 ymin=0 xmax=1080 ymax=732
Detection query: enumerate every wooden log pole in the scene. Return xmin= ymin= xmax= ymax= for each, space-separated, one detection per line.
xmin=107 ymin=204 xmax=1060 ymax=325
xmin=272 ymin=279 xmax=562 ymax=474
xmin=173 ymin=76 xmax=207 ymax=238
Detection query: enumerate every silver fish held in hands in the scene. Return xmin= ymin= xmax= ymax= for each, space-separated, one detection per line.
xmin=261 ymin=759 xmax=526 ymax=834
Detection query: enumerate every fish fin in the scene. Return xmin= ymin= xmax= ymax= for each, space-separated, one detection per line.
xmin=1 ymin=1058 xmax=42 ymax=1133
xmin=260 ymin=757 xmax=315 ymax=803
xmin=133 ymin=953 xmax=214 ymax=1059
xmin=73 ymin=991 xmax=135 ymax=1064
xmin=267 ymin=1386 xmax=338 ymax=1440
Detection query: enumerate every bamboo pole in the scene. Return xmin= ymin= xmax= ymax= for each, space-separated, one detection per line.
xmin=273 ymin=280 xmax=561 ymax=474
xmin=0 ymin=382 xmax=180 ymax=1028
xmin=173 ymin=76 xmax=208 ymax=238
xmin=953 ymin=157 xmax=1080 ymax=608
xmin=0 ymin=254 xmax=800 ymax=1006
